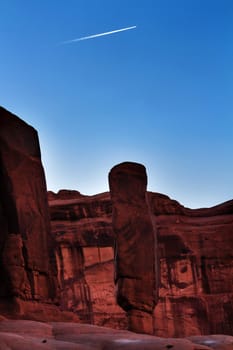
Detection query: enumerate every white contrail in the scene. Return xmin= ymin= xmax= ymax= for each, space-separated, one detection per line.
xmin=61 ymin=25 xmax=137 ymax=44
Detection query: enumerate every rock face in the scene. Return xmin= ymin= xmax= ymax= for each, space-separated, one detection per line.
xmin=49 ymin=190 xmax=233 ymax=337
xmin=49 ymin=191 xmax=125 ymax=328
xmin=108 ymin=162 xmax=159 ymax=334
xmin=0 ymin=319 xmax=222 ymax=350
xmin=1 ymin=106 xmax=232 ymax=337
xmin=150 ymin=197 xmax=233 ymax=337
xmin=0 ymin=107 xmax=58 ymax=318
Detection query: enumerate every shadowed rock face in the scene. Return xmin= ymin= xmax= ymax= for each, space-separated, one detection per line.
xmin=0 ymin=107 xmax=58 ymax=316
xmin=108 ymin=162 xmax=159 ymax=334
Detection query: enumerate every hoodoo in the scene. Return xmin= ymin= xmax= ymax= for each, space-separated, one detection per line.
xmin=109 ymin=162 xmax=159 ymax=334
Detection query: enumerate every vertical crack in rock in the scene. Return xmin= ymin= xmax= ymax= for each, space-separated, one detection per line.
xmin=109 ymin=161 xmax=159 ymax=334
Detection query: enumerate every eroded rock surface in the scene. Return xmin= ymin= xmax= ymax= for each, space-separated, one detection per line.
xmin=3 ymin=107 xmax=232 ymax=339
xmin=0 ymin=319 xmax=226 ymax=350
xmin=108 ymin=162 xmax=159 ymax=334
xmin=49 ymin=191 xmax=124 ymax=327
xmin=49 ymin=190 xmax=233 ymax=337
xmin=0 ymin=107 xmax=58 ymax=318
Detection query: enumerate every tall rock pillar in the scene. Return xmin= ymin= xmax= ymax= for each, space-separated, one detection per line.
xmin=109 ymin=162 xmax=159 ymax=334
xmin=0 ymin=107 xmax=57 ymax=312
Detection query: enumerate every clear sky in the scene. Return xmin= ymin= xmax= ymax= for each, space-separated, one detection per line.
xmin=1 ymin=0 xmax=232 ymax=208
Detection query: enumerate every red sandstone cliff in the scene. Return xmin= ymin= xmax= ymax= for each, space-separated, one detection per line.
xmin=0 ymin=107 xmax=57 ymax=310
xmin=1 ymin=106 xmax=232 ymax=339
xmin=0 ymin=107 xmax=78 ymax=322
xmin=49 ymin=189 xmax=233 ymax=337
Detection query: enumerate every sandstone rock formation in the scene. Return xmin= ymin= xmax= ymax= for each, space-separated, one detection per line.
xmin=1 ymin=106 xmax=232 ymax=338
xmin=49 ymin=190 xmax=233 ymax=337
xmin=1 ymin=318 xmax=230 ymax=350
xmin=0 ymin=107 xmax=59 ymax=319
xmin=108 ymin=162 xmax=159 ymax=334
xmin=151 ymin=197 xmax=233 ymax=337
xmin=49 ymin=191 xmax=124 ymax=328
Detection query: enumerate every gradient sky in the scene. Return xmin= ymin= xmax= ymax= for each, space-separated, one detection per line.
xmin=1 ymin=0 xmax=232 ymax=208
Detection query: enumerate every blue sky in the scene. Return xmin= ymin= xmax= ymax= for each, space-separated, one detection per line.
xmin=1 ymin=0 xmax=232 ymax=208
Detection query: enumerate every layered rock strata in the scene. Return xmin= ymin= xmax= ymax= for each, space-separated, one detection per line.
xmin=108 ymin=162 xmax=159 ymax=334
xmin=49 ymin=191 xmax=125 ymax=328
xmin=0 ymin=107 xmax=58 ymax=318
xmin=3 ymin=107 xmax=232 ymax=338
xmin=49 ymin=190 xmax=233 ymax=337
